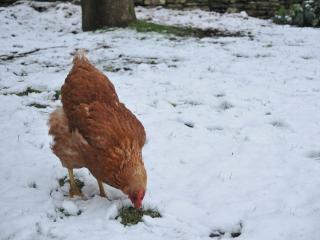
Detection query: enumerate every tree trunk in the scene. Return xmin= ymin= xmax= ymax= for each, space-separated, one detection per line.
xmin=81 ymin=0 xmax=136 ymax=31
xmin=0 ymin=0 xmax=17 ymax=7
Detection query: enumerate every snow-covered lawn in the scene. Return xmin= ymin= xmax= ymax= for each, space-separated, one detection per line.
xmin=1 ymin=1 xmax=320 ymax=240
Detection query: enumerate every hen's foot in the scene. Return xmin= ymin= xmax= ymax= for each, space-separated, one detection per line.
xmin=97 ymin=179 xmax=110 ymax=200
xmin=69 ymin=187 xmax=83 ymax=198
xmin=68 ymin=168 xmax=83 ymax=198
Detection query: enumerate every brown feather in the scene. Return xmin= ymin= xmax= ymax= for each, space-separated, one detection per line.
xmin=61 ymin=53 xmax=119 ymax=130
xmin=48 ymin=52 xmax=147 ymax=197
xmin=48 ymin=107 xmax=89 ymax=169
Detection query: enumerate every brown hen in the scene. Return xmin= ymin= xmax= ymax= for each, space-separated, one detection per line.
xmin=49 ymin=51 xmax=147 ymax=208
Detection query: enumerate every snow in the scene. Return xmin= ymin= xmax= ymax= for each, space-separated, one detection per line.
xmin=0 ymin=1 xmax=320 ymax=240
xmin=61 ymin=200 xmax=79 ymax=216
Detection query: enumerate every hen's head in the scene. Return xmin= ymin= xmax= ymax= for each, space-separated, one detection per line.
xmin=123 ymin=163 xmax=147 ymax=209
xmin=129 ymin=189 xmax=145 ymax=209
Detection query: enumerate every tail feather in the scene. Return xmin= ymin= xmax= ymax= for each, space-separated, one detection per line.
xmin=73 ymin=48 xmax=88 ymax=64
xmin=48 ymin=107 xmax=87 ymax=169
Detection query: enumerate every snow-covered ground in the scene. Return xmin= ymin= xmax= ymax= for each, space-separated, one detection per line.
xmin=0 ymin=1 xmax=320 ymax=240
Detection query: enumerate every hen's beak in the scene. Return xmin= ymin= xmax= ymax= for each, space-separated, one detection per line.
xmin=133 ymin=200 xmax=142 ymax=209
xmin=129 ymin=196 xmax=142 ymax=209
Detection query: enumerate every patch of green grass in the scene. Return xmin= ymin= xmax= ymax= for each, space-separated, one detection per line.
xmin=27 ymin=103 xmax=48 ymax=108
xmin=129 ymin=20 xmax=245 ymax=38
xmin=168 ymin=101 xmax=177 ymax=107
xmin=58 ymin=176 xmax=68 ymax=187
xmin=116 ymin=206 xmax=161 ymax=226
xmin=57 ymin=207 xmax=82 ymax=217
xmin=16 ymin=87 xmax=42 ymax=96
xmin=103 ymin=65 xmax=122 ymax=72
xmin=143 ymin=208 xmax=162 ymax=218
xmin=58 ymin=207 xmax=71 ymax=217
xmin=53 ymin=90 xmax=61 ymax=100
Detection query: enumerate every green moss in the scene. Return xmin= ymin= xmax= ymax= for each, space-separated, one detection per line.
xmin=129 ymin=20 xmax=244 ymax=38
xmin=116 ymin=206 xmax=161 ymax=226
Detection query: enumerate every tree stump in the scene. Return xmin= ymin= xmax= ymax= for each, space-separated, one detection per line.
xmin=81 ymin=0 xmax=136 ymax=31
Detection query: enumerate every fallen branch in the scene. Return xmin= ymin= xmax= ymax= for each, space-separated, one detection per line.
xmin=0 ymin=46 xmax=65 ymax=61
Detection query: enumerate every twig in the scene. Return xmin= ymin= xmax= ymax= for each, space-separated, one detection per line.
xmin=0 ymin=46 xmax=66 ymax=61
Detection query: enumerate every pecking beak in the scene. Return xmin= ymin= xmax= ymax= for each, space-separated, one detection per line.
xmin=129 ymin=196 xmax=142 ymax=209
xmin=133 ymin=201 xmax=142 ymax=209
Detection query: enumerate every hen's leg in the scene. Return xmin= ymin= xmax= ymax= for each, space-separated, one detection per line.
xmin=68 ymin=168 xmax=82 ymax=197
xmin=97 ymin=179 xmax=108 ymax=198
